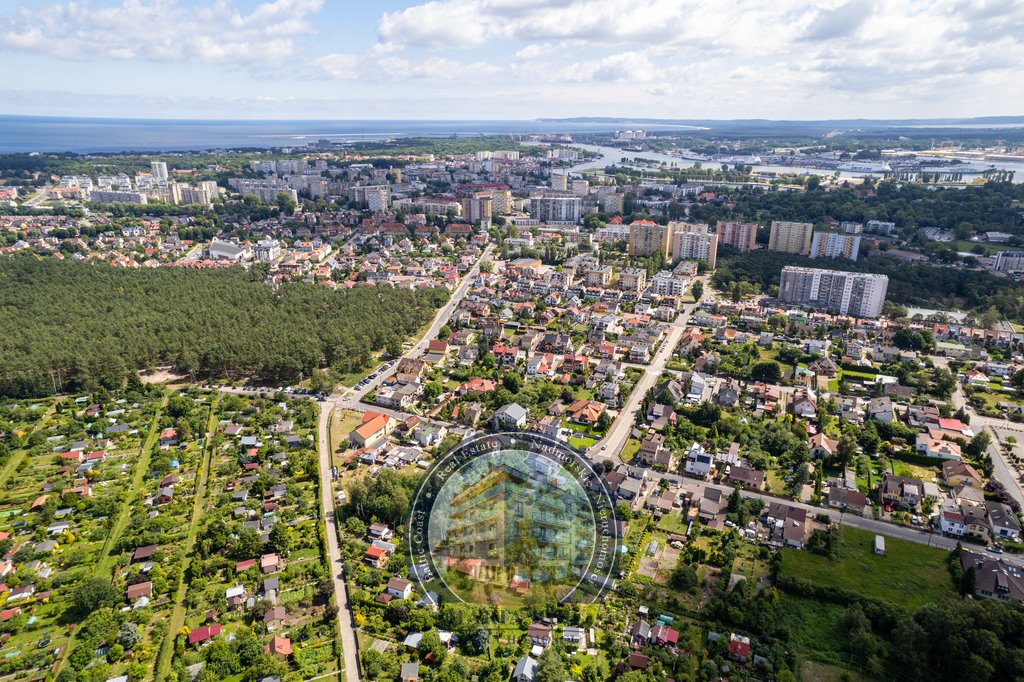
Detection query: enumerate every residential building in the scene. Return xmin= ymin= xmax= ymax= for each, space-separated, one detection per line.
xmin=150 ymin=161 xmax=168 ymax=181
xmin=961 ymin=552 xmax=1024 ymax=604
xmin=669 ymin=222 xmax=718 ymax=268
xmin=716 ymin=221 xmax=758 ymax=252
xmin=778 ymin=266 xmax=889 ymax=318
xmin=628 ymin=220 xmax=670 ymax=257
xmin=618 ymin=268 xmax=646 ymax=295
xmin=810 ymin=231 xmax=861 ymax=261
xmin=768 ymin=220 xmax=814 ymax=255
xmin=529 ymin=196 xmax=581 ymax=223
xmin=649 ymin=270 xmax=688 ymax=296
xmin=684 ymin=443 xmax=713 ymax=478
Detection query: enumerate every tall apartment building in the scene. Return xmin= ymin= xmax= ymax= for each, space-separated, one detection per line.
xmin=150 ymin=161 xmax=168 ymax=182
xmin=716 ymin=221 xmax=758 ymax=252
xmin=778 ymin=266 xmax=888 ymax=318
xmin=529 ymin=195 xmax=582 ymax=223
xmin=628 ymin=220 xmax=670 ymax=257
xmin=551 ymin=173 xmax=568 ymax=191
xmin=461 ymin=193 xmax=493 ymax=224
xmin=810 ymin=231 xmax=861 ymax=261
xmin=89 ymin=189 xmax=148 ymax=204
xmin=571 ymin=179 xmax=590 ymax=197
xmin=995 ymin=251 xmax=1024 ymax=272
xmin=596 ymin=186 xmax=623 ymax=214
xmin=669 ymin=222 xmax=718 ymax=269
xmin=650 ymin=270 xmax=689 ymax=296
xmin=867 ymin=220 xmax=896 ymax=234
xmin=768 ymin=220 xmax=814 ymax=255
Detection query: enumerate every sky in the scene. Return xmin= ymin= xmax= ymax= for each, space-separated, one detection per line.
xmin=0 ymin=0 xmax=1021 ymax=121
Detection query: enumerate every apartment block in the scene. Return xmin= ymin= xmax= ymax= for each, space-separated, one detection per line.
xmin=768 ymin=220 xmax=814 ymax=255
xmin=669 ymin=222 xmax=718 ymax=269
xmin=778 ymin=266 xmax=888 ymax=318
xmin=628 ymin=220 xmax=670 ymax=257
xmin=810 ymin=231 xmax=861 ymax=261
xmin=716 ymin=221 xmax=758 ymax=252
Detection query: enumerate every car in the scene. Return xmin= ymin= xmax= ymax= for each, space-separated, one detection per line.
xmin=601 ymin=444 xmax=607 ymax=450
xmin=988 ymin=545 xmax=1004 ymax=554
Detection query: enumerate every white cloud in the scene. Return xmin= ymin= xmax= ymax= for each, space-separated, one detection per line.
xmin=561 ymin=52 xmax=662 ymax=82
xmin=0 ymin=0 xmax=324 ymax=67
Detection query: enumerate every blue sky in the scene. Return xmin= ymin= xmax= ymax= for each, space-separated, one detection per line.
xmin=0 ymin=0 xmax=1020 ymax=120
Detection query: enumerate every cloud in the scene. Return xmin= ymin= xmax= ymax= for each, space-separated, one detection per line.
xmin=561 ymin=52 xmax=662 ymax=82
xmin=0 ymin=0 xmax=324 ymax=67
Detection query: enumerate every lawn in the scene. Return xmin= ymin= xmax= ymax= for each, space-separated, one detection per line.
xmin=778 ymin=593 xmax=849 ymax=656
xmin=779 ymin=526 xmax=955 ymax=610
xmin=619 ymin=438 xmax=642 ymax=463
xmin=657 ymin=510 xmax=690 ymax=534
xmin=330 ymin=408 xmax=364 ymax=456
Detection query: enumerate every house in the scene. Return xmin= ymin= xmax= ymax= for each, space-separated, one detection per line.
xmin=630 ymin=619 xmax=651 ymax=645
xmin=566 ymin=399 xmax=607 ymax=426
xmin=637 ymin=433 xmax=671 ymax=468
xmin=188 ymin=624 xmax=222 ymax=646
xmin=261 ymin=553 xmax=282 ymax=574
xmin=726 ymin=466 xmax=765 ymax=490
xmin=961 ymin=551 xmax=1024 ymax=603
xmin=627 ymin=651 xmax=650 ymax=670
xmin=790 ymin=391 xmax=817 ymax=418
xmin=939 ymin=504 xmax=966 ymax=536
xmin=265 ymin=636 xmax=292 ymax=659
xmin=684 ymin=443 xmax=713 ymax=479
xmin=264 ymin=606 xmax=287 ymax=632
xmin=828 ymin=487 xmax=867 ymax=515
xmin=916 ymin=434 xmax=962 ymax=460
xmin=401 ymin=662 xmax=421 ymax=682
xmin=126 ymin=581 xmax=153 ymax=602
xmin=729 ymin=633 xmax=751 ymax=662
xmin=365 ymin=546 xmax=389 ymax=568
xmin=413 ymin=423 xmax=447 ymax=448
xmin=386 ymin=576 xmax=413 ymax=600
xmin=369 ymin=523 xmax=393 ymax=541
xmin=877 ymin=474 xmax=924 ymax=508
xmin=513 ymin=657 xmax=537 ymax=682
xmin=987 ymin=501 xmax=1022 ymax=541
xmin=650 ymin=624 xmax=679 ymax=647
xmin=867 ymin=397 xmax=894 ymax=423
xmin=350 ymin=412 xmax=395 ymax=448
xmin=809 ymin=433 xmax=839 ymax=460
xmin=943 ymin=460 xmax=983 ymax=488
xmin=937 ymin=417 xmax=974 ymax=438
xmin=493 ymin=403 xmax=529 ymax=430
xmin=562 ymin=626 xmax=585 ymax=646
xmin=962 ymin=499 xmax=991 ymax=540
xmin=527 ymin=622 xmax=552 ymax=649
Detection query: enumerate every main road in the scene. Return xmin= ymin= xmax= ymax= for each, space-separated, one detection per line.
xmin=337 ymin=243 xmax=494 ymax=406
xmin=314 ymin=244 xmax=493 ymax=681
xmin=592 ymin=279 xmax=707 ymax=460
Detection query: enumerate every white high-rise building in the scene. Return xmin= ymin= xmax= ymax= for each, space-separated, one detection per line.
xmin=150 ymin=161 xmax=168 ymax=182
xmin=529 ymin=196 xmax=581 ymax=223
xmin=778 ymin=266 xmax=888 ymax=318
xmin=669 ymin=222 xmax=718 ymax=269
xmin=810 ymin=231 xmax=861 ymax=261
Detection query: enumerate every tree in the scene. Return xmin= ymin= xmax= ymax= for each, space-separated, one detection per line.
xmin=728 ymin=485 xmax=742 ymax=514
xmin=118 ymin=622 xmax=141 ymax=650
xmin=837 ymin=433 xmax=858 ymax=465
xmin=670 ymin=563 xmax=698 ymax=592
xmin=966 ymin=431 xmax=991 ymax=459
xmin=536 ymin=646 xmax=569 ymax=682
xmin=267 ymin=523 xmax=293 ymax=555
xmin=750 ymin=361 xmax=782 ymax=383
xmin=690 ymin=280 xmax=704 ymax=301
xmin=70 ymin=578 xmax=119 ymax=617
xmin=419 ymin=629 xmax=447 ymax=664
xmin=961 ymin=565 xmax=977 ymax=596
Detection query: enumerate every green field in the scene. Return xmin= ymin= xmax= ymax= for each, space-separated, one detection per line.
xmin=780 ymin=526 xmax=955 ymax=610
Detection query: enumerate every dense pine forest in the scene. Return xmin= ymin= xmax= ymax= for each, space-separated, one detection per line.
xmin=0 ymin=256 xmax=448 ymax=397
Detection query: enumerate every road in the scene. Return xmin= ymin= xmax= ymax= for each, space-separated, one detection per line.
xmin=944 ymin=365 xmax=1024 ymax=509
xmin=316 ymin=401 xmax=360 ymax=682
xmin=342 ymin=243 xmax=494 ymax=403
xmin=593 ymin=279 xmax=706 ymax=460
xmin=310 ymin=247 xmax=492 ymax=682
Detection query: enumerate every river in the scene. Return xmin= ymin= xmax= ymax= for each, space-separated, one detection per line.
xmin=566 ymin=143 xmax=1024 ymax=183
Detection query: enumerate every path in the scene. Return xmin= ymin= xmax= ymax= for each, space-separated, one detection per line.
xmin=317 ymin=402 xmax=360 ymax=682
xmin=155 ymin=394 xmax=221 ymax=681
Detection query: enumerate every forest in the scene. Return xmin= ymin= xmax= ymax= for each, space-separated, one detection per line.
xmin=0 ymin=256 xmax=448 ymax=397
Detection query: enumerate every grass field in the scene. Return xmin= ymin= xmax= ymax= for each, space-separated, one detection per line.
xmin=780 ymin=526 xmax=955 ymax=610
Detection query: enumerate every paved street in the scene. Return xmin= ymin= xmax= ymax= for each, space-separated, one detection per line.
xmin=315 ymin=403 xmax=360 ymax=682
xmin=592 ymin=277 xmax=707 ymax=460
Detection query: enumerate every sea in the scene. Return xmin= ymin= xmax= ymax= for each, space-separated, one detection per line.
xmin=0 ymin=115 xmax=700 ymax=154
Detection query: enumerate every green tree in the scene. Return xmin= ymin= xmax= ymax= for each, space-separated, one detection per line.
xmin=690 ymin=280 xmax=704 ymax=301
